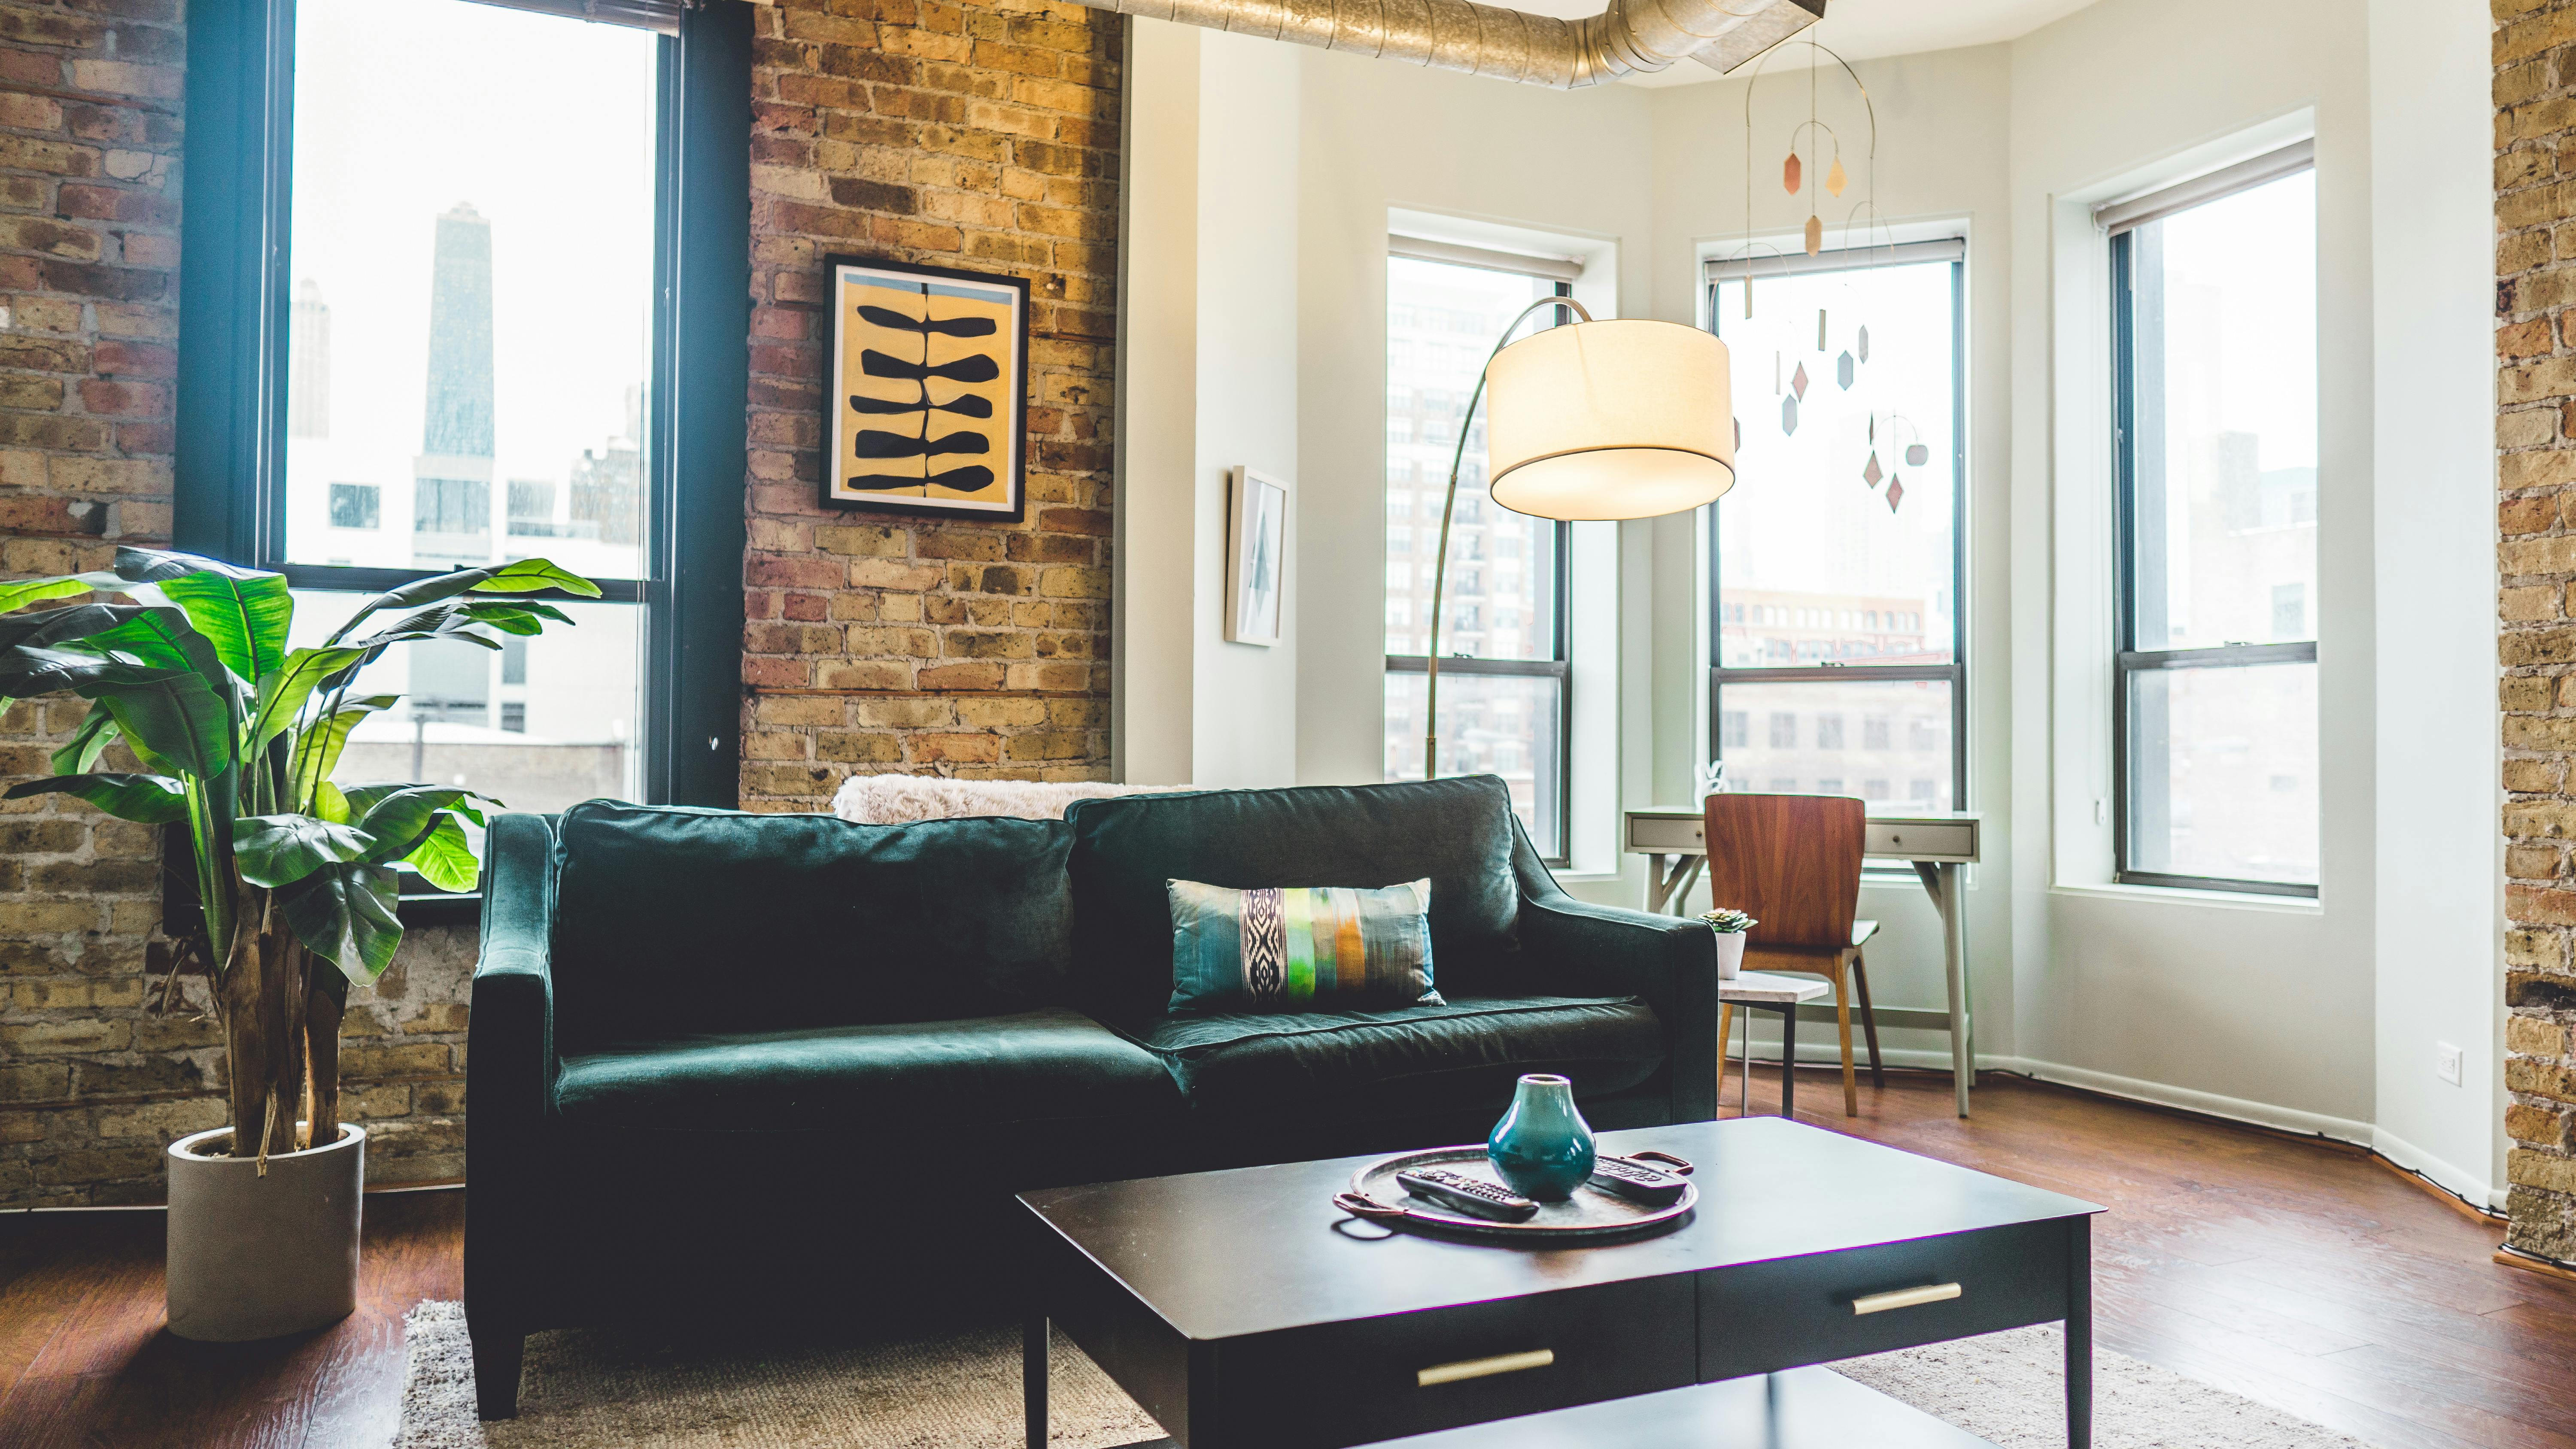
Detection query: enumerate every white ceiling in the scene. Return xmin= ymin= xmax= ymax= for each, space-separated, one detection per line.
xmin=1508 ymin=0 xmax=2102 ymax=87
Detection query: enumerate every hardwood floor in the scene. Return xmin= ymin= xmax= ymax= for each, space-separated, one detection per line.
xmin=2 ymin=1072 xmax=2571 ymax=1448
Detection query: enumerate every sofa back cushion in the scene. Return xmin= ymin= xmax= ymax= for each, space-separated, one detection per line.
xmin=1065 ymin=776 xmax=1524 ymax=1020
xmin=549 ymin=802 xmax=1074 ymax=1050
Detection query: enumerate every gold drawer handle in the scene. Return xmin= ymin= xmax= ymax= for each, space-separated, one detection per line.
xmin=1852 ymin=1282 xmax=1962 ymax=1315
xmin=1417 ymin=1349 xmax=1555 ymax=1387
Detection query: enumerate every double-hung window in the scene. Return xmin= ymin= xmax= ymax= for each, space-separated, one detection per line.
xmin=1704 ymin=242 xmax=1966 ymax=813
xmin=1380 ymin=241 xmax=1576 ymax=861
xmin=2105 ymin=144 xmax=2318 ymax=896
xmin=178 ymin=0 xmax=750 ymax=909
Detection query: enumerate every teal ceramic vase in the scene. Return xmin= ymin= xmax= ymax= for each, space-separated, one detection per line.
xmin=1486 ymin=1073 xmax=1596 ymax=1202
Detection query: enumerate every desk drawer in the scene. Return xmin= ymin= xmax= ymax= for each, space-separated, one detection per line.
xmin=1698 ymin=1220 xmax=2072 ymax=1381
xmin=1864 ymin=820 xmax=1975 ymax=861
xmin=1216 ymin=1274 xmax=1694 ymax=1449
xmin=1628 ymin=815 xmax=1706 ymax=852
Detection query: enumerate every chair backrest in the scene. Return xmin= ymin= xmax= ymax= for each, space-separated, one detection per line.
xmin=1701 ymin=793 xmax=1865 ymax=954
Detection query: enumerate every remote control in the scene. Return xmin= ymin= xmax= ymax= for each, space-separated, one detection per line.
xmin=1587 ymin=1154 xmax=1690 ymax=1207
xmin=1396 ymin=1167 xmax=1540 ymax=1222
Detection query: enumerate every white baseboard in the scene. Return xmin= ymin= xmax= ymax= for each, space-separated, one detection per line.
xmin=2370 ymin=1126 xmax=2501 ymax=1213
xmin=1741 ymin=1044 xmax=2506 ymax=1213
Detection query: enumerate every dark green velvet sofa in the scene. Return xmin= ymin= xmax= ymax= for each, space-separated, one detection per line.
xmin=464 ymin=775 xmax=1718 ymax=1417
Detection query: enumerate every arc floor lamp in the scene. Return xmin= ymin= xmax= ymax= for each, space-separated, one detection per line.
xmin=1422 ymin=302 xmax=1737 ymax=779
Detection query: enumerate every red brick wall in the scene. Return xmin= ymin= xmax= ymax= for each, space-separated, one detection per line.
xmin=738 ymin=0 xmax=1121 ymax=808
xmin=2499 ymin=0 xmax=2576 ymax=1264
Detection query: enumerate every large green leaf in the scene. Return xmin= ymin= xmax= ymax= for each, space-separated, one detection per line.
xmin=350 ymin=785 xmax=482 ymax=863
xmin=0 ymin=603 xmax=148 ymax=653
xmin=153 ymin=565 xmax=292 ymax=685
xmin=278 ymin=861 xmax=403 ymax=983
xmin=470 ymin=558 xmax=602 ymax=598
xmin=401 ymin=814 xmax=479 ymax=893
xmin=459 ymin=600 xmax=574 ymax=636
xmin=2 ymin=772 xmax=186 ymax=824
xmin=0 ymin=576 xmax=105 ymax=615
xmin=246 ymin=646 xmax=367 ymax=748
xmin=82 ymin=666 xmax=234 ymax=782
xmin=49 ymin=700 xmax=120 ymax=775
xmin=288 ymin=694 xmax=398 ymax=812
xmin=66 ymin=604 xmax=229 ymax=684
xmin=232 ymin=812 xmax=377 ymax=888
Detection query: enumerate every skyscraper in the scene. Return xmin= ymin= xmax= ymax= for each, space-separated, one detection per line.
xmin=288 ymin=279 xmax=329 ymax=439
xmin=413 ymin=203 xmax=496 ymax=564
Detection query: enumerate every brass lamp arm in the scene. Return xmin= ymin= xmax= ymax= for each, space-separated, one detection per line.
xmin=1423 ymin=294 xmax=1595 ymax=783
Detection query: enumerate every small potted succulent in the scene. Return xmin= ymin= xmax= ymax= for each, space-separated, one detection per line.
xmin=1699 ymin=907 xmax=1756 ymax=980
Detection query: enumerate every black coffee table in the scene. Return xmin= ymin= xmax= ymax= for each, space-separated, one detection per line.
xmin=1019 ymin=1116 xmax=2100 ymax=1449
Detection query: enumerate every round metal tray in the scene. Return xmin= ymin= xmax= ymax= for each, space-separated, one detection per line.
xmin=1334 ymin=1145 xmax=1697 ymax=1243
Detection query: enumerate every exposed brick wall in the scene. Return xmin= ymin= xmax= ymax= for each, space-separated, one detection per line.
xmin=0 ymin=0 xmax=1127 ymax=1204
xmin=737 ymin=0 xmax=1120 ymax=808
xmin=2499 ymin=0 xmax=2576 ymax=1263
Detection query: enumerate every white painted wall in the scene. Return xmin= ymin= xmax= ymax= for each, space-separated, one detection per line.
xmin=1114 ymin=21 xmax=1302 ymax=788
xmin=2014 ymin=0 xmax=2378 ymax=1133
xmin=2365 ymin=0 xmax=2505 ymax=1200
xmin=1118 ymin=0 xmax=2501 ymax=1197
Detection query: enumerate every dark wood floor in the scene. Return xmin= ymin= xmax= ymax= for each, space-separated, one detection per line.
xmin=2 ymin=1071 xmax=2571 ymax=1449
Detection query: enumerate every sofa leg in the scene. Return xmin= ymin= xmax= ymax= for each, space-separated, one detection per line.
xmin=471 ymin=1325 xmax=526 ymax=1420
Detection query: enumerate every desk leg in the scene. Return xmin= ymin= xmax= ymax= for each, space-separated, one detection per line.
xmin=2067 ymin=1216 xmax=2093 ymax=1449
xmin=1778 ymin=1003 xmax=1797 ymax=1119
xmin=1025 ymin=1313 xmax=1048 ymax=1449
xmin=1914 ymin=859 xmax=1974 ymax=1117
xmin=1646 ymin=853 xmax=1705 ymax=916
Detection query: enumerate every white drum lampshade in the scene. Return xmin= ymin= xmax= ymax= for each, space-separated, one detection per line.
xmin=1485 ymin=319 xmax=1735 ymax=521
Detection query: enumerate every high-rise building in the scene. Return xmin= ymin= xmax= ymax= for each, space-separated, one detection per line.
xmin=288 ymin=279 xmax=329 ymax=439
xmin=413 ymin=202 xmax=495 ymax=567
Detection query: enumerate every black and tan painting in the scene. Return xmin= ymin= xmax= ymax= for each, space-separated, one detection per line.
xmin=823 ymin=255 xmax=1029 ymax=520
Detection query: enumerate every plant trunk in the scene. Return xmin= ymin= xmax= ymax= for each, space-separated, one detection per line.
xmin=217 ymin=888 xmax=326 ymax=1159
xmin=305 ymin=969 xmax=342 ymax=1150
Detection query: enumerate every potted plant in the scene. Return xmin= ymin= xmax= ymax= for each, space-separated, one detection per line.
xmin=1699 ymin=907 xmax=1756 ymax=980
xmin=0 ymin=547 xmax=596 ymax=1340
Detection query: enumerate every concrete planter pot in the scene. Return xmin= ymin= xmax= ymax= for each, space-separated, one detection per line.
xmin=165 ymin=1122 xmax=365 ymax=1342
xmin=1712 ymin=931 xmax=1747 ymax=980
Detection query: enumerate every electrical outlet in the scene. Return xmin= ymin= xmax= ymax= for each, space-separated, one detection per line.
xmin=2435 ymin=1042 xmax=2462 ymax=1086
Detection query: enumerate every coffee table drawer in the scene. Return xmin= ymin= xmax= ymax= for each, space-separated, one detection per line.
xmin=1213 ymin=1274 xmax=1695 ymax=1449
xmin=1698 ymin=1220 xmax=2073 ymax=1381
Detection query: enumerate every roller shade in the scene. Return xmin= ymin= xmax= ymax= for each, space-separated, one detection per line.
xmin=1390 ymin=235 xmax=1585 ymax=283
xmin=2093 ymin=139 xmax=2314 ymax=236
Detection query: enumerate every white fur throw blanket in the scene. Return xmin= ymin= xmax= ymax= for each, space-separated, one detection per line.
xmin=830 ymin=773 xmax=1194 ymax=825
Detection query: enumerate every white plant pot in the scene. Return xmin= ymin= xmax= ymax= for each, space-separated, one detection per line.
xmin=166 ymin=1122 xmax=365 ymax=1342
xmin=1713 ymin=932 xmax=1747 ymax=980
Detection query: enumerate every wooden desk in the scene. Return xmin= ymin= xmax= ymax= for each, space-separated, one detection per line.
xmin=1624 ymin=807 xmax=1982 ymax=1117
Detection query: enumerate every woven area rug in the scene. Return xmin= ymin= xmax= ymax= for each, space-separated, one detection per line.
xmin=393 ymin=1301 xmax=2369 ymax=1449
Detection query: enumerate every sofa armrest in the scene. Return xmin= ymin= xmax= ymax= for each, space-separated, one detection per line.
xmin=1510 ymin=822 xmax=1718 ymax=1122
xmin=466 ymin=811 xmax=560 ymax=1334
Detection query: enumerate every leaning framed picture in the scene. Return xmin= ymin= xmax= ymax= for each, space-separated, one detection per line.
xmin=1225 ymin=466 xmax=1289 ymax=646
xmin=822 ymin=254 xmax=1030 ymax=521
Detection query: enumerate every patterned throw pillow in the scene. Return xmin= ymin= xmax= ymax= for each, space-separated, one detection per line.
xmin=1166 ymin=878 xmax=1443 ymax=1014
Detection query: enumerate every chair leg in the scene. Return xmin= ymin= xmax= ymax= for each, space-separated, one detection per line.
xmin=471 ymin=1323 xmax=525 ymax=1420
xmin=1716 ymin=1002 xmax=1734 ymax=1118
xmin=1830 ymin=956 xmax=1858 ymax=1116
xmin=1851 ymin=949 xmax=1886 ymax=1088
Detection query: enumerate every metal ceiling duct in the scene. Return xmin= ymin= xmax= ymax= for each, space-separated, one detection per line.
xmin=1077 ymin=0 xmax=1825 ymax=89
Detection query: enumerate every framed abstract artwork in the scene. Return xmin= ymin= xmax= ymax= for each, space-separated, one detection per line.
xmin=822 ymin=254 xmax=1030 ymax=520
xmin=1225 ymin=465 xmax=1289 ymax=646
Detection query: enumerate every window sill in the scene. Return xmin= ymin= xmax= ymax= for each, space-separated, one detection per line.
xmin=2049 ymin=881 xmax=2321 ymax=914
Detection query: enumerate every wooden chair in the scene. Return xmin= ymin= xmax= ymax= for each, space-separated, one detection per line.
xmin=1706 ymin=793 xmax=1883 ymax=1116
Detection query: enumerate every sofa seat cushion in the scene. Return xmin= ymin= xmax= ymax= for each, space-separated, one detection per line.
xmin=554 ymin=1009 xmax=1181 ymax=1134
xmin=1121 ymin=994 xmax=1665 ymax=1115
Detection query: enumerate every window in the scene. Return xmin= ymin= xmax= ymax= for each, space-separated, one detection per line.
xmin=1706 ymin=241 xmax=1965 ymax=812
xmin=327 ymin=482 xmax=378 ymax=530
xmin=1382 ymin=246 xmax=1576 ymax=861
xmin=2107 ymin=145 xmax=2318 ymax=895
xmin=177 ymin=0 xmax=750 ymax=911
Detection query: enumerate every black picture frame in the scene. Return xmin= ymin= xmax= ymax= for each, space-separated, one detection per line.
xmin=820 ymin=253 xmax=1030 ymax=523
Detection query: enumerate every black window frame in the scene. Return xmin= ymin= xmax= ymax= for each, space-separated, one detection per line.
xmin=1704 ymin=242 xmax=1970 ymax=815
xmin=175 ymin=0 xmax=749 ymax=921
xmin=2106 ymin=146 xmax=2320 ymax=900
xmin=1381 ymin=253 xmax=1576 ymax=865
